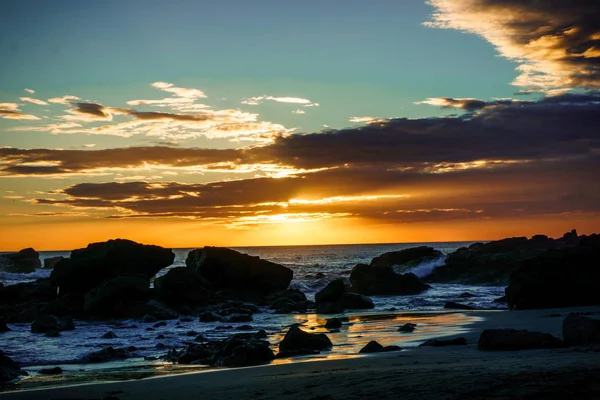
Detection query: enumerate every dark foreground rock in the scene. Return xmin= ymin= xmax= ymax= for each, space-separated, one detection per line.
xmin=278 ymin=325 xmax=332 ymax=355
xmin=350 ymin=264 xmax=430 ymax=295
xmin=477 ymin=329 xmax=564 ymax=351
xmin=359 ymin=341 xmax=402 ymax=353
xmin=314 ymin=279 xmax=374 ymax=313
xmin=51 ymin=239 xmax=175 ymax=295
xmin=39 ymin=367 xmax=63 ymax=375
xmin=444 ymin=302 xmax=476 ymax=310
xmin=0 ymin=351 xmax=28 ymax=383
xmin=0 ymin=317 xmax=10 ymax=332
xmin=370 ymin=246 xmax=443 ymax=272
xmin=420 ymin=337 xmax=467 ymax=347
xmin=0 ymin=248 xmax=40 ymax=273
xmin=562 ymin=314 xmax=600 ymax=346
xmin=81 ymin=346 xmax=135 ymax=363
xmin=398 ymin=323 xmax=417 ymax=332
xmin=505 ymin=234 xmax=600 ymax=310
xmin=31 ymin=315 xmax=74 ymax=333
xmin=266 ymin=289 xmax=313 ymax=313
xmin=83 ymin=275 xmax=151 ymax=317
xmin=43 ymin=256 xmax=65 ymax=270
xmin=154 ymin=267 xmax=211 ymax=308
xmin=186 ymin=247 xmax=293 ymax=299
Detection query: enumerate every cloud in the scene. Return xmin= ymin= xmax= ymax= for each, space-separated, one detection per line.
xmin=242 ymin=95 xmax=319 ymax=107
xmin=349 ymin=116 xmax=378 ymax=123
xmin=20 ymin=97 xmax=48 ymax=106
xmin=426 ymin=0 xmax=600 ymax=91
xmin=127 ymin=82 xmax=209 ymax=112
xmin=24 ymin=89 xmax=35 ymax=94
xmin=0 ymin=103 xmax=41 ymax=120
xmin=48 ymin=95 xmax=81 ymax=105
xmin=151 ymin=81 xmax=206 ymax=99
xmin=292 ymin=109 xmax=306 ymax=114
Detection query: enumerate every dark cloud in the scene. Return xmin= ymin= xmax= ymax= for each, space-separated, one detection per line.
xmin=70 ymin=102 xmax=216 ymax=123
xmin=72 ymin=103 xmax=112 ymax=119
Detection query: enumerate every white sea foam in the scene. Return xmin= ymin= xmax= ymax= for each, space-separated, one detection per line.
xmin=404 ymin=256 xmax=446 ymax=278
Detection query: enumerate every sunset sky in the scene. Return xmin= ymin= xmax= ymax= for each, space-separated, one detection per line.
xmin=1 ymin=0 xmax=599 ymax=250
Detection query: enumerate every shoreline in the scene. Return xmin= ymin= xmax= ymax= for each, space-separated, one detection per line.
xmin=4 ymin=305 xmax=600 ymax=400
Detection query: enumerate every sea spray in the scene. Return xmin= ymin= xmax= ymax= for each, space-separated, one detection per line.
xmin=402 ymin=256 xmax=446 ymax=278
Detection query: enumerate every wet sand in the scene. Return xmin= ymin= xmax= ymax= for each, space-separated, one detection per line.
xmin=4 ymin=305 xmax=600 ymax=400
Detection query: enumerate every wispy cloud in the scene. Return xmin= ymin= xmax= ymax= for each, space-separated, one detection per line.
xmin=292 ymin=109 xmax=306 ymax=114
xmin=151 ymin=81 xmax=206 ymax=99
xmin=20 ymin=97 xmax=48 ymax=106
xmin=0 ymin=102 xmax=41 ymax=120
xmin=127 ymin=82 xmax=209 ymax=112
xmin=349 ymin=116 xmax=378 ymax=123
xmin=24 ymin=88 xmax=35 ymax=94
xmin=48 ymin=95 xmax=81 ymax=105
xmin=242 ymin=95 xmax=319 ymax=107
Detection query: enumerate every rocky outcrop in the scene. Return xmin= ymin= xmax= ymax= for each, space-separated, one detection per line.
xmin=84 ymin=275 xmax=151 ymax=317
xmin=0 ymin=279 xmax=58 ymax=322
xmin=314 ymin=279 xmax=374 ymax=314
xmin=186 ymin=247 xmax=293 ymax=300
xmin=505 ymin=234 xmax=600 ymax=310
xmin=428 ymin=231 xmax=583 ymax=285
xmin=51 ymin=239 xmax=175 ymax=295
xmin=359 ymin=341 xmax=402 ymax=353
xmin=398 ymin=323 xmax=417 ymax=332
xmin=0 ymin=351 xmax=28 ymax=383
xmin=42 ymin=256 xmax=64 ymax=270
xmin=0 ymin=248 xmax=40 ymax=273
xmin=419 ymin=337 xmax=467 ymax=347
xmin=154 ymin=267 xmax=211 ymax=308
xmin=562 ymin=314 xmax=600 ymax=346
xmin=477 ymin=329 xmax=564 ymax=351
xmin=266 ymin=289 xmax=313 ymax=313
xmin=370 ymin=246 xmax=443 ymax=272
xmin=350 ymin=264 xmax=430 ymax=295
xmin=278 ymin=325 xmax=332 ymax=355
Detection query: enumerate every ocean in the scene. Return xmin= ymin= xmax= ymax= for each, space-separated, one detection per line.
xmin=0 ymin=242 xmax=506 ymax=390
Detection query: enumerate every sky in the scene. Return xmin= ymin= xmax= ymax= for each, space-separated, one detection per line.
xmin=0 ymin=0 xmax=599 ymax=250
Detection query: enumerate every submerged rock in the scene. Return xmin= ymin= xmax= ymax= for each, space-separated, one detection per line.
xmin=444 ymin=302 xmax=476 ymax=310
xmin=350 ymin=263 xmax=430 ymax=295
xmin=325 ymin=317 xmax=343 ymax=330
xmin=398 ymin=323 xmax=417 ymax=333
xmin=81 ymin=346 xmax=134 ymax=363
xmin=370 ymin=246 xmax=443 ymax=272
xmin=101 ymin=331 xmax=117 ymax=339
xmin=0 ymin=248 xmax=41 ymax=273
xmin=278 ymin=326 xmax=332 ymax=354
xmin=420 ymin=337 xmax=467 ymax=347
xmin=39 ymin=366 xmax=63 ymax=375
xmin=562 ymin=314 xmax=600 ymax=346
xmin=477 ymin=329 xmax=564 ymax=351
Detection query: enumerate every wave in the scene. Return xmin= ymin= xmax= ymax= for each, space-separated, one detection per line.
xmin=402 ymin=256 xmax=446 ymax=279
xmin=0 ymin=268 xmax=52 ymax=284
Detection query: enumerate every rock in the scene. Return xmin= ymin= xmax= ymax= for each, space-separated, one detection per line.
xmin=268 ymin=289 xmax=312 ymax=313
xmin=132 ymin=299 xmax=179 ymax=321
xmin=143 ymin=314 xmax=158 ymax=323
xmin=0 ymin=248 xmax=41 ymax=273
xmin=339 ymin=292 xmax=374 ymax=310
xmin=315 ymin=279 xmax=347 ymax=305
xmin=359 ymin=340 xmax=383 ymax=353
xmin=370 ymin=246 xmax=443 ymax=272
xmin=420 ymin=337 xmax=467 ymax=347
xmin=31 ymin=315 xmax=74 ymax=333
xmin=51 ymin=239 xmax=175 ymax=295
xmin=350 ymin=264 xmax=430 ymax=295
xmin=153 ymin=321 xmax=167 ymax=328
xmin=185 ymin=330 xmax=199 ymax=336
xmin=325 ymin=318 xmax=342 ymax=330
xmin=444 ymin=302 xmax=475 ymax=310
xmin=458 ymin=292 xmax=476 ymax=299
xmin=39 ymin=367 xmax=62 ymax=375
xmin=186 ymin=247 xmax=293 ymax=299
xmin=380 ymin=345 xmax=402 ymax=352
xmin=398 ymin=323 xmax=417 ymax=333
xmin=84 ymin=275 xmax=150 ymax=317
xmin=101 ymin=331 xmax=117 ymax=339
xmin=0 ymin=351 xmax=28 ymax=383
xmin=562 ymin=314 xmax=600 ymax=346
xmin=43 ymin=256 xmax=65 ymax=270
xmin=226 ymin=314 xmax=253 ymax=323
xmin=316 ymin=301 xmax=344 ymax=314
xmin=236 ymin=325 xmax=254 ymax=331
xmin=0 ymin=317 xmax=10 ymax=332
xmin=44 ymin=330 xmax=61 ymax=337
xmin=493 ymin=296 xmax=507 ymax=303
xmin=278 ymin=326 xmax=332 ymax=354
xmin=154 ymin=267 xmax=211 ymax=308
xmin=81 ymin=346 xmax=134 ymax=363
xmin=477 ymin=329 xmax=564 ymax=351
xmin=505 ymin=234 xmax=600 ymax=310
xmin=199 ymin=311 xmax=223 ymax=322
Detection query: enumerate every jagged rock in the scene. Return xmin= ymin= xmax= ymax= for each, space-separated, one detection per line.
xmin=39 ymin=367 xmax=62 ymax=375
xmin=101 ymin=331 xmax=117 ymax=339
xmin=398 ymin=323 xmax=417 ymax=333
xmin=81 ymin=346 xmax=134 ymax=363
xmin=350 ymin=264 xmax=430 ymax=295
xmin=0 ymin=248 xmax=41 ymax=273
xmin=444 ymin=302 xmax=475 ymax=310
xmin=505 ymin=235 xmax=600 ymax=310
xmin=325 ymin=318 xmax=342 ymax=329
xmin=84 ymin=275 xmax=150 ymax=317
xmin=339 ymin=292 xmax=374 ymax=309
xmin=315 ymin=279 xmax=346 ymax=305
xmin=359 ymin=340 xmax=383 ymax=353
xmin=420 ymin=337 xmax=467 ymax=347
xmin=370 ymin=246 xmax=443 ymax=272
xmin=278 ymin=326 xmax=332 ymax=354
xmin=562 ymin=314 xmax=600 ymax=346
xmin=43 ymin=256 xmax=65 ymax=270
xmin=154 ymin=267 xmax=211 ymax=308
xmin=477 ymin=329 xmax=564 ymax=351
xmin=186 ymin=247 xmax=293 ymax=299
xmin=31 ymin=315 xmax=74 ymax=333
xmin=0 ymin=351 xmax=28 ymax=383
xmin=51 ymin=239 xmax=175 ymax=295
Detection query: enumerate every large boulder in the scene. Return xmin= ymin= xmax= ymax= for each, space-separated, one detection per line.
xmin=314 ymin=279 xmax=374 ymax=313
xmin=477 ymin=329 xmax=564 ymax=351
xmin=278 ymin=325 xmax=332 ymax=354
xmin=0 ymin=248 xmax=41 ymax=273
xmin=31 ymin=314 xmax=75 ymax=333
xmin=0 ymin=279 xmax=59 ymax=323
xmin=83 ymin=275 xmax=151 ymax=317
xmin=350 ymin=264 xmax=430 ymax=295
xmin=0 ymin=351 xmax=28 ymax=383
xmin=339 ymin=292 xmax=375 ymax=310
xmin=186 ymin=247 xmax=293 ymax=299
xmin=265 ymin=289 xmax=313 ymax=313
xmin=505 ymin=235 xmax=600 ymax=310
xmin=315 ymin=279 xmax=347 ymax=305
xmin=370 ymin=246 xmax=443 ymax=272
xmin=51 ymin=239 xmax=175 ymax=295
xmin=562 ymin=314 xmax=600 ymax=346
xmin=43 ymin=256 xmax=65 ymax=270
xmin=154 ymin=267 xmax=211 ymax=308
xmin=81 ymin=346 xmax=135 ymax=363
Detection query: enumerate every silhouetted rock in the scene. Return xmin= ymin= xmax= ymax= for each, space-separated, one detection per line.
xmin=420 ymin=337 xmax=467 ymax=347
xmin=43 ymin=256 xmax=64 ymax=270
xmin=278 ymin=326 xmax=332 ymax=354
xmin=562 ymin=314 xmax=600 ymax=346
xmin=493 ymin=296 xmax=507 ymax=303
xmin=316 ymin=301 xmax=344 ymax=314
xmin=266 ymin=289 xmax=312 ymax=313
xmin=444 ymin=302 xmax=476 ymax=310
xmin=505 ymin=234 xmax=600 ymax=310
xmin=51 ymin=239 xmax=174 ymax=295
xmin=154 ymin=267 xmax=211 ymax=308
xmin=339 ymin=292 xmax=374 ymax=310
xmin=44 ymin=330 xmax=61 ymax=337
xmin=0 ymin=351 xmax=28 ymax=383
xmin=359 ymin=340 xmax=383 ymax=353
xmin=186 ymin=247 xmax=293 ymax=299
xmin=315 ymin=279 xmax=347 ymax=304
xmin=350 ymin=264 xmax=430 ymax=295
xmin=226 ymin=313 xmax=253 ymax=323
xmin=0 ymin=248 xmax=40 ymax=273
xmin=325 ymin=317 xmax=342 ymax=330
xmin=31 ymin=315 xmax=74 ymax=333
xmin=81 ymin=346 xmax=134 ymax=363
xmin=200 ymin=311 xmax=223 ymax=322
xmin=39 ymin=367 xmax=62 ymax=375
xmin=0 ymin=317 xmax=10 ymax=332
xmin=84 ymin=275 xmax=150 ymax=317
xmin=398 ymin=323 xmax=417 ymax=333
xmin=477 ymin=329 xmax=564 ymax=351
xmin=370 ymin=246 xmax=443 ymax=272
xmin=101 ymin=331 xmax=117 ymax=339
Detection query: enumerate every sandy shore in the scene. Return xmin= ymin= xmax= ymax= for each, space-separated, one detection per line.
xmin=4 ymin=305 xmax=600 ymax=400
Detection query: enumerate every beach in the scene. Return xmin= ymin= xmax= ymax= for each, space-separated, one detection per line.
xmin=5 ymin=305 xmax=600 ymax=400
